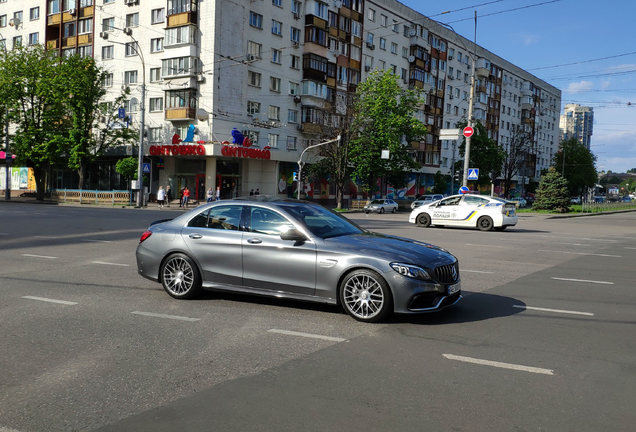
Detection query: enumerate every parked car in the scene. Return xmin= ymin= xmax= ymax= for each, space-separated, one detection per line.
xmin=136 ymin=198 xmax=461 ymax=323
xmin=364 ymin=199 xmax=398 ymax=214
xmin=511 ymin=197 xmax=527 ymax=208
xmin=524 ymin=195 xmax=535 ymax=206
xmin=571 ymin=196 xmax=582 ymax=204
xmin=621 ymin=196 xmax=632 ymax=202
xmin=411 ymin=194 xmax=444 ymax=210
xmin=594 ymin=196 xmax=605 ymax=203
xmin=409 ymin=194 xmax=518 ymax=231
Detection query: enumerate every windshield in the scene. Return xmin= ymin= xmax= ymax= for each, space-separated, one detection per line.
xmin=370 ymin=200 xmax=384 ymax=204
xmin=283 ymin=204 xmax=365 ymax=239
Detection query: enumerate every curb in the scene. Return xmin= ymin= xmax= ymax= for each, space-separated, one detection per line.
xmin=546 ymin=208 xmax=636 ymax=219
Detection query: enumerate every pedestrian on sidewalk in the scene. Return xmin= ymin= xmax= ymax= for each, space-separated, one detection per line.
xmin=157 ymin=186 xmax=166 ymax=209
xmin=166 ymin=185 xmax=172 ymax=207
xmin=250 ymin=189 xmax=254 ymax=196
xmin=215 ymin=186 xmax=221 ymax=201
xmin=255 ymin=188 xmax=260 ymax=195
xmin=207 ymin=187 xmax=214 ymax=203
xmin=183 ymin=187 xmax=190 ymax=208
xmin=179 ymin=186 xmax=185 ymax=207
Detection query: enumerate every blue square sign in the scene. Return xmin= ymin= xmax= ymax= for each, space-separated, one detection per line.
xmin=468 ymin=168 xmax=479 ymax=180
xmin=142 ymin=163 xmax=151 ymax=174
xmin=118 ymin=108 xmax=126 ymax=119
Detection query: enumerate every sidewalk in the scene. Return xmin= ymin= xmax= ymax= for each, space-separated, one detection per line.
xmin=1 ymin=195 xmax=200 ymax=210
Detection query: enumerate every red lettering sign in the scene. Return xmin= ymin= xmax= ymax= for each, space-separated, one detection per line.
xmin=221 ymin=144 xmax=270 ymax=160
xmin=148 ymin=145 xmax=206 ymax=156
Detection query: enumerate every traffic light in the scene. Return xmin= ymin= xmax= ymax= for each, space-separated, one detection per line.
xmin=292 ymin=172 xmax=298 ymax=181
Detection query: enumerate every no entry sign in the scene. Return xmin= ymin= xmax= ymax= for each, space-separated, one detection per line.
xmin=463 ymin=126 xmax=474 ymax=137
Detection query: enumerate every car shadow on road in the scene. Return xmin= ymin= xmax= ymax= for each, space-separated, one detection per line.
xmin=388 ymin=291 xmax=525 ymax=325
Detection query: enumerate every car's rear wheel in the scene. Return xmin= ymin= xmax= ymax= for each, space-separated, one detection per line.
xmin=161 ymin=253 xmax=202 ymax=299
xmin=340 ymin=269 xmax=392 ymax=323
xmin=379 ymin=207 xmax=385 ymax=214
xmin=416 ymin=213 xmax=431 ymax=227
xmin=477 ymin=216 xmax=494 ymax=231
xmin=494 ymin=226 xmax=507 ymax=231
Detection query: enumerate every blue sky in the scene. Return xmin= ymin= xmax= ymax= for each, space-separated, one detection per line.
xmin=401 ymin=0 xmax=636 ymax=173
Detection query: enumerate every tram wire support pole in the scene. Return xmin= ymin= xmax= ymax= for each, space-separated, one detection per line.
xmin=296 ymin=135 xmax=341 ymax=200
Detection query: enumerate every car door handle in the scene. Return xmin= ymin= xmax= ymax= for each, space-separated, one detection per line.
xmin=247 ymin=238 xmax=262 ymax=244
xmin=189 ymin=234 xmax=202 ymax=239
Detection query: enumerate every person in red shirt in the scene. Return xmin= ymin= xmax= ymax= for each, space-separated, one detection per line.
xmin=182 ymin=187 xmax=191 ymax=208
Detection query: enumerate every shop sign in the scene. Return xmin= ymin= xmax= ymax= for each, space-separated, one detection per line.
xmin=221 ymin=145 xmax=271 ymax=160
xmin=149 ymin=145 xmax=206 ymax=156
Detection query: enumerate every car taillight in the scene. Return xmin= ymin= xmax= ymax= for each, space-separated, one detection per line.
xmin=139 ymin=231 xmax=152 ymax=243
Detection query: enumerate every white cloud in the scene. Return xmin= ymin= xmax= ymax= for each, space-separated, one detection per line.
xmin=591 ymin=128 xmax=636 ymax=173
xmin=601 ymin=81 xmax=611 ymax=89
xmin=523 ymin=35 xmax=540 ymax=46
xmin=565 ymin=81 xmax=593 ymax=94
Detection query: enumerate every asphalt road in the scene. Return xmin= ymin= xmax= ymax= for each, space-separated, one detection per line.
xmin=0 ymin=203 xmax=634 ymax=432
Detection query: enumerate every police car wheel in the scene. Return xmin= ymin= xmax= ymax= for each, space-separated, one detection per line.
xmin=416 ymin=213 xmax=431 ymax=227
xmin=477 ymin=216 xmax=494 ymax=231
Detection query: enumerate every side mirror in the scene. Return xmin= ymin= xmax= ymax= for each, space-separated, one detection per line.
xmin=280 ymin=228 xmax=307 ymax=242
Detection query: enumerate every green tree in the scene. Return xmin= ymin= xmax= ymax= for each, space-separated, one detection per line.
xmin=626 ymin=168 xmax=636 ymax=174
xmin=500 ymin=125 xmax=533 ymax=198
xmin=0 ymin=45 xmax=68 ymax=200
xmin=349 ymin=70 xmax=425 ymax=192
xmin=533 ymin=167 xmax=571 ymax=212
xmin=553 ymin=138 xmax=597 ymax=196
xmin=456 ymin=121 xmax=506 ymax=190
xmin=433 ymin=171 xmax=447 ymax=194
xmin=115 ymin=157 xmax=138 ymax=189
xmin=60 ymin=55 xmax=136 ymax=189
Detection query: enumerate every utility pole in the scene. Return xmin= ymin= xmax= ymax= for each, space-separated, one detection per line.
xmin=136 ymin=80 xmax=146 ymax=207
xmin=296 ymin=136 xmax=341 ymax=200
xmin=4 ymin=108 xmax=10 ymax=201
xmin=462 ymin=11 xmax=477 ymax=189
xmin=450 ymin=141 xmax=456 ymax=194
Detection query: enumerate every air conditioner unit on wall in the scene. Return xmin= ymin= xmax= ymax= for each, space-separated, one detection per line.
xmin=99 ymin=32 xmax=108 ymax=39
xmin=448 ymin=56 xmax=453 ymax=60
xmin=246 ymin=53 xmax=255 ymax=62
xmin=69 ymin=8 xmax=76 ymax=15
xmin=365 ymin=42 xmax=375 ymax=50
xmin=409 ymin=29 xmax=417 ymax=37
xmin=364 ymin=65 xmax=371 ymax=71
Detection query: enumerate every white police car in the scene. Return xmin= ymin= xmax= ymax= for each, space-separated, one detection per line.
xmin=409 ymin=194 xmax=518 ymax=231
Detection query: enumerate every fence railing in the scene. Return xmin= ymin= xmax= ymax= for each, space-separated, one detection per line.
xmin=581 ymin=200 xmax=636 ymax=213
xmin=51 ymin=189 xmax=131 ymax=205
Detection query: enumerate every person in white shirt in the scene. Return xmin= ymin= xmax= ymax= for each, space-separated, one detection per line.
xmin=157 ymin=186 xmax=166 ymax=209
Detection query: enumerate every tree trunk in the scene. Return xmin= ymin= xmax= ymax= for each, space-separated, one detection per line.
xmin=336 ymin=182 xmax=344 ymax=210
xmin=77 ymin=162 xmax=89 ymax=190
xmin=33 ymin=164 xmax=48 ymax=201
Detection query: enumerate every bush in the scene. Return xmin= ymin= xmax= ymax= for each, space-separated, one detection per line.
xmin=533 ymin=167 xmax=571 ymax=212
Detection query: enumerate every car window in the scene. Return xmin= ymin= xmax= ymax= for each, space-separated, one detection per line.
xmin=249 ymin=207 xmax=295 ymax=236
xmin=285 ymin=204 xmax=364 ymax=239
xmin=207 ymin=205 xmax=243 ymax=230
xmin=438 ymin=196 xmax=462 ymax=206
xmin=187 ymin=209 xmax=209 ymax=228
xmin=463 ymin=195 xmax=488 ymax=206
xmin=370 ymin=200 xmax=384 ymax=204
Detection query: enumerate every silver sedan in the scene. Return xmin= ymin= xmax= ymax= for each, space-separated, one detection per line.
xmin=136 ymin=198 xmax=461 ymax=323
xmin=364 ymin=199 xmax=398 ymax=214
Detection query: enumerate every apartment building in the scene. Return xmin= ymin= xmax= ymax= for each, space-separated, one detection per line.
xmin=0 ymin=0 xmax=561 ymax=200
xmin=559 ymin=103 xmax=594 ymax=150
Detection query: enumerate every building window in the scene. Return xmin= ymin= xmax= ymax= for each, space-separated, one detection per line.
xmin=165 ymin=26 xmax=196 ymax=46
xmin=291 ymin=55 xmax=300 ymax=69
xmin=102 ymin=73 xmax=113 ymax=87
xmin=150 ymin=68 xmax=161 ymax=82
xmin=151 ymin=8 xmax=165 ymax=24
xmin=78 ymin=18 xmax=92 ymax=34
xmin=292 ymin=0 xmax=301 ymax=13
xmin=28 ymin=33 xmax=39 ymax=45
xmin=380 ymin=14 xmax=387 ymax=27
xmin=273 ymin=0 xmax=282 ymax=6
xmin=124 ymin=71 xmax=138 ymax=85
xmin=149 ymin=128 xmax=162 ymax=143
xmin=64 ymin=22 xmax=76 ymax=37
xmin=250 ymin=12 xmax=263 ymax=29
xmin=102 ymin=17 xmax=114 ymax=32
xmin=151 ymin=38 xmax=163 ymax=53
xmin=126 ymin=98 xmax=139 ymax=113
xmin=101 ymin=45 xmax=113 ymax=60
xmin=125 ymin=42 xmax=139 ymax=57
xmin=48 ymin=0 xmax=60 ymax=13
xmin=272 ymin=49 xmax=281 ymax=63
xmin=286 ymin=136 xmax=297 ymax=150
xmin=402 ymin=46 xmax=408 ymax=58
xmin=162 ymin=56 xmax=198 ymax=77
xmin=248 ymin=41 xmax=262 ymax=58
xmin=268 ymin=106 xmax=280 ymax=121
xmin=289 ymin=82 xmax=300 ymax=95
xmin=268 ymin=134 xmax=279 ymax=148
xmin=125 ymin=13 xmax=139 ymax=28
xmin=379 ymin=38 xmax=386 ymax=50
xmin=288 ymin=109 xmax=298 ymax=123
xmin=248 ymin=71 xmax=261 ymax=87
xmin=247 ymin=101 xmax=261 ymax=115
xmin=291 ymin=27 xmax=301 ymax=43
xmin=0 ymin=15 xmax=5 ymax=28
xmin=390 ymin=42 xmax=397 ymax=54
xmin=270 ymin=77 xmax=281 ymax=92
xmin=368 ymin=8 xmax=375 ymax=21
xmin=30 ymin=7 xmax=40 ymax=20
xmin=392 ymin=21 xmax=398 ymax=32
xmin=315 ymin=2 xmax=328 ymax=19
xmin=272 ymin=20 xmax=282 ymax=36
xmin=13 ymin=36 xmax=22 ymax=49
xmin=149 ymin=98 xmax=163 ymax=112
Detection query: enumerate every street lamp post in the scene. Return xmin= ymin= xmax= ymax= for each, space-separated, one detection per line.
xmin=101 ymin=29 xmax=146 ymax=207
xmin=450 ymin=141 xmax=456 ymax=195
xmin=1 ymin=32 xmax=10 ymax=201
xmin=296 ymin=135 xmax=341 ymax=200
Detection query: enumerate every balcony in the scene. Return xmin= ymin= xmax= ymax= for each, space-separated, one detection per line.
xmin=78 ymin=33 xmax=92 ymax=45
xmin=165 ymin=107 xmax=196 ymax=121
xmin=47 ymin=40 xmax=58 ymax=50
xmin=80 ymin=7 xmax=93 ymax=18
xmin=47 ymin=13 xmax=61 ymax=25
xmin=62 ymin=36 xmax=76 ymax=48
xmin=167 ymin=11 xmax=198 ymax=28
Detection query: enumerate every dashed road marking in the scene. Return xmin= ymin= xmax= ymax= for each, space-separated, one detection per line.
xmin=513 ymin=305 xmax=594 ymax=316
xmin=538 ymin=250 xmax=621 ymax=258
xmin=23 ymin=296 xmax=77 ymax=306
xmin=551 ymin=277 xmax=613 ymax=285
xmin=462 ymin=269 xmax=494 ymax=274
xmin=443 ymin=354 xmax=554 ymax=375
xmin=465 ymin=244 xmax=504 ymax=248
xmin=22 ymin=254 xmax=57 ymax=259
xmin=131 ymin=311 xmax=200 ymax=322
xmin=92 ymin=261 xmax=130 ymax=267
xmin=34 ymin=236 xmax=61 ymax=239
xmin=268 ymin=329 xmax=347 ymax=342
xmin=82 ymin=239 xmax=112 ymax=243
xmin=625 ymin=247 xmax=636 ymax=250
xmin=558 ymin=243 xmax=590 ymax=246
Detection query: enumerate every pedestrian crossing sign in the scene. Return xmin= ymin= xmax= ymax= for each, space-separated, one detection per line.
xmin=468 ymin=168 xmax=479 ymax=180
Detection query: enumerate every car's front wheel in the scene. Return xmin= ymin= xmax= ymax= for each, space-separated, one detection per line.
xmin=161 ymin=253 xmax=202 ymax=299
xmin=392 ymin=207 xmax=397 ymax=213
xmin=379 ymin=207 xmax=385 ymax=214
xmin=340 ymin=269 xmax=392 ymax=323
xmin=477 ymin=216 xmax=494 ymax=231
xmin=416 ymin=213 xmax=431 ymax=227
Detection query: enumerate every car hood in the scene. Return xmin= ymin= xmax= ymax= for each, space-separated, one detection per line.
xmin=324 ymin=232 xmax=456 ymax=268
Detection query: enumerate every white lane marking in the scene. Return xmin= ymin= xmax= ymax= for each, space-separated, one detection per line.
xmin=131 ymin=311 xmax=199 ymax=322
xmin=22 ymin=296 xmax=78 ymax=306
xmin=22 ymin=254 xmax=58 ymax=259
xmin=34 ymin=236 xmax=61 ymax=239
xmin=513 ymin=305 xmax=594 ymax=316
xmin=268 ymin=329 xmax=347 ymax=342
xmin=92 ymin=261 xmax=130 ymax=267
xmin=443 ymin=354 xmax=554 ymax=375
xmin=558 ymin=243 xmax=590 ymax=246
xmin=0 ymin=232 xmax=10 ymax=235
xmin=551 ymin=277 xmax=613 ymax=285
xmin=82 ymin=239 xmax=112 ymax=243
xmin=578 ymin=238 xmax=618 ymax=242
xmin=462 ymin=269 xmax=494 ymax=274
xmin=538 ymin=250 xmax=621 ymax=258
xmin=625 ymin=247 xmax=636 ymax=250
xmin=0 ymin=426 xmax=27 ymax=432
xmin=465 ymin=244 xmax=504 ymax=248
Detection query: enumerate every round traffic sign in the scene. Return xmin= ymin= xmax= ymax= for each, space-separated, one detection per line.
xmin=463 ymin=126 xmax=474 ymax=137
xmin=459 ymin=186 xmax=470 ymax=194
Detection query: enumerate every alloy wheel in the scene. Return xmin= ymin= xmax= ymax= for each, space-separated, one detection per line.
xmin=163 ymin=256 xmax=195 ymax=295
xmin=342 ymin=274 xmax=385 ymax=320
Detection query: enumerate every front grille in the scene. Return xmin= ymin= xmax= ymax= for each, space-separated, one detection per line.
xmin=435 ymin=263 xmax=458 ymax=284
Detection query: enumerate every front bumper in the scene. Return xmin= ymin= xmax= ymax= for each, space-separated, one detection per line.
xmin=384 ymin=269 xmax=461 ymax=314
xmin=364 ymin=207 xmax=381 ymax=213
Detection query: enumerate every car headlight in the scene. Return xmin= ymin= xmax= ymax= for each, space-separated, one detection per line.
xmin=390 ymin=263 xmax=431 ymax=280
